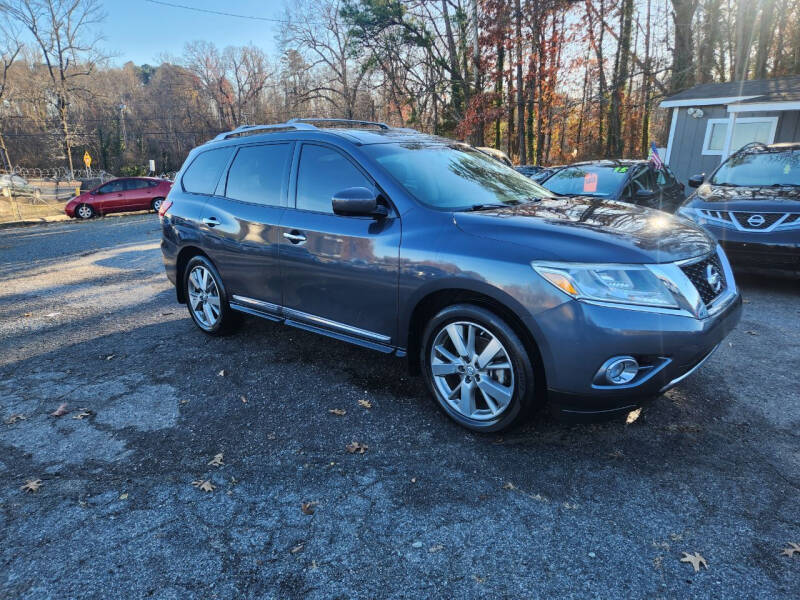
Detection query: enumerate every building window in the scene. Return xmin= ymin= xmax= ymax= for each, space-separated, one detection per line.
xmin=702 ymin=116 xmax=779 ymax=156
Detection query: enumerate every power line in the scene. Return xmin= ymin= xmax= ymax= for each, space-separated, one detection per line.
xmin=142 ymin=0 xmax=287 ymax=23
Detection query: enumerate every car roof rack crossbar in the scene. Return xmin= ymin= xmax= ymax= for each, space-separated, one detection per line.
xmin=287 ymin=118 xmax=390 ymax=130
xmin=212 ymin=122 xmax=318 ymax=141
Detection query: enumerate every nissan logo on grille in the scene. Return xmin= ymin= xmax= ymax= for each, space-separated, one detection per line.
xmin=705 ymin=263 xmax=723 ymax=294
xmin=747 ymin=214 xmax=766 ymax=227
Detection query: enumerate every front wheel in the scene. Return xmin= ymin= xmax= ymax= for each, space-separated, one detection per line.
xmin=76 ymin=204 xmax=94 ymax=219
xmin=421 ymin=304 xmax=536 ymax=432
xmin=183 ymin=256 xmax=239 ymax=335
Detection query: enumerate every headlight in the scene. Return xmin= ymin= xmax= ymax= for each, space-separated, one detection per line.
xmin=531 ymin=262 xmax=679 ymax=308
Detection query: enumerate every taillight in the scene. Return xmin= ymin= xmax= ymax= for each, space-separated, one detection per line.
xmin=158 ymin=199 xmax=173 ymax=217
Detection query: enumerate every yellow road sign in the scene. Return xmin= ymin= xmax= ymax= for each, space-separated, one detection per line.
xmin=83 ymin=151 xmax=92 ymax=168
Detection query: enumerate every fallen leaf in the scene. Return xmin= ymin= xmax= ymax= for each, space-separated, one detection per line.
xmin=290 ymin=542 xmax=304 ymax=554
xmin=23 ymin=312 xmax=32 ymax=317
xmin=192 ymin=480 xmax=215 ymax=492
xmin=20 ymin=479 xmax=42 ymax=493
xmin=626 ymin=408 xmax=642 ymax=424
xmin=105 ymin=354 xmax=115 ymax=360
xmin=208 ymin=453 xmax=224 ymax=467
xmin=4 ymin=413 xmax=26 ymax=425
xmin=72 ymin=410 xmax=92 ymax=420
xmin=180 ymin=399 xmax=189 ymax=405
xmin=474 ymin=575 xmax=485 ymax=584
xmin=503 ymin=482 xmax=516 ymax=490
xmin=493 ymin=437 xmax=505 ymax=444
xmin=358 ymin=399 xmax=372 ymax=409
xmin=217 ymin=369 xmax=226 ymax=377
xmin=429 ymin=544 xmax=444 ymax=553
xmin=50 ymin=403 xmax=69 ymax=417
xmin=119 ymin=493 xmax=128 ymax=500
xmin=345 ymin=441 xmax=368 ymax=454
xmin=746 ymin=330 xmax=758 ymax=336
xmin=240 ymin=395 xmax=247 ymax=403
xmin=44 ymin=312 xmax=61 ymax=318
xmin=680 ymin=552 xmax=708 ymax=572
xmin=328 ymin=408 xmax=346 ymax=416
xmin=411 ymin=477 xmax=417 ymax=483
xmin=301 ymin=501 xmax=319 ymax=515
xmin=781 ymin=542 xmax=800 ymax=557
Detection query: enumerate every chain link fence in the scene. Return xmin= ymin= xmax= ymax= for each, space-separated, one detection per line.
xmin=0 ymin=167 xmax=116 ymax=224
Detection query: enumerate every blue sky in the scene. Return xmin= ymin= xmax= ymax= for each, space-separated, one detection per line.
xmin=101 ymin=0 xmax=286 ymax=65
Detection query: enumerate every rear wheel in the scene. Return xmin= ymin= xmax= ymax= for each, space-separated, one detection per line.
xmin=76 ymin=204 xmax=94 ymax=219
xmin=421 ymin=304 xmax=535 ymax=432
xmin=183 ymin=256 xmax=239 ymax=335
xmin=151 ymin=197 xmax=164 ymax=213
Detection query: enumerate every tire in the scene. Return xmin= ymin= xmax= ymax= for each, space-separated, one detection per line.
xmin=420 ymin=304 xmax=535 ymax=432
xmin=151 ymin=197 xmax=165 ymax=213
xmin=76 ymin=204 xmax=94 ymax=219
xmin=183 ymin=256 xmax=240 ymax=335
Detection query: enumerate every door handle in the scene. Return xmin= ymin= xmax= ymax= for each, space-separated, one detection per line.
xmin=202 ymin=216 xmax=220 ymax=227
xmin=283 ymin=231 xmax=307 ymax=244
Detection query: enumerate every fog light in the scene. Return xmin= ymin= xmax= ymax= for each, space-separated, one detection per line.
xmin=603 ymin=357 xmax=639 ymax=385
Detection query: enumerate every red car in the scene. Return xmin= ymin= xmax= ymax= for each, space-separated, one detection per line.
xmin=65 ymin=177 xmax=172 ymax=219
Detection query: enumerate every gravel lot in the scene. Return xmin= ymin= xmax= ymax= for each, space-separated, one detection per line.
xmin=1 ymin=215 xmax=798 ymax=599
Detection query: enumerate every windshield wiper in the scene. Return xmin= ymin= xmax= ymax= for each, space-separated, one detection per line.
xmin=462 ymin=201 xmax=524 ymax=211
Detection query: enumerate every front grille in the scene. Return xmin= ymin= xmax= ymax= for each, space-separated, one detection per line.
xmin=731 ymin=212 xmax=784 ymax=229
xmin=680 ymin=254 xmax=727 ymax=305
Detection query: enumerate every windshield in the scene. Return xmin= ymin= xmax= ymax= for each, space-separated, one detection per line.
xmin=542 ymin=165 xmax=629 ymax=197
xmin=363 ymin=143 xmax=554 ymax=210
xmin=711 ymin=149 xmax=800 ymax=186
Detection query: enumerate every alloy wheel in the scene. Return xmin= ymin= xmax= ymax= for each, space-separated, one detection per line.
xmin=187 ymin=265 xmax=221 ymax=329
xmin=429 ymin=320 xmax=515 ymax=421
xmin=152 ymin=198 xmax=163 ymax=212
xmin=77 ymin=205 xmax=93 ymax=219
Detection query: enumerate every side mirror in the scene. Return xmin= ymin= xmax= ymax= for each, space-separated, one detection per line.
xmin=332 ymin=187 xmax=387 ymax=218
xmin=635 ymin=189 xmax=656 ymax=200
xmin=687 ymin=174 xmax=705 ymax=188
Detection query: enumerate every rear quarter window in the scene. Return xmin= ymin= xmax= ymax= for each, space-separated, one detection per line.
xmin=181 ymin=147 xmax=234 ymax=195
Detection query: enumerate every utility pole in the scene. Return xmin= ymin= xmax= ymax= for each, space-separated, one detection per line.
xmin=119 ymin=103 xmax=127 ymax=150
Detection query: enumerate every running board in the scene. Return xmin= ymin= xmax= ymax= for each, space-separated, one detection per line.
xmin=229 ymin=301 xmax=397 ymax=354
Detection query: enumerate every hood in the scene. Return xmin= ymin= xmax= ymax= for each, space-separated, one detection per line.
xmin=453 ymin=197 xmax=714 ymax=264
xmin=689 ymin=183 xmax=800 ymax=209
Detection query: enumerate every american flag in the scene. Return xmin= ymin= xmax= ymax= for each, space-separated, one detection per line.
xmin=649 ymin=141 xmax=663 ymax=170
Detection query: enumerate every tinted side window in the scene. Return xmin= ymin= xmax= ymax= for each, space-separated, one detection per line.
xmin=101 ymin=180 xmax=125 ymax=193
xmin=225 ymin=144 xmax=291 ymax=206
xmin=126 ymin=179 xmax=148 ymax=191
xmin=296 ymin=144 xmax=372 ymax=214
xmin=182 ymin=147 xmax=234 ymax=195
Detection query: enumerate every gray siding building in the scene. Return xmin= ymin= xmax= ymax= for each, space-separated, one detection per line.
xmin=660 ymin=76 xmax=800 ymax=185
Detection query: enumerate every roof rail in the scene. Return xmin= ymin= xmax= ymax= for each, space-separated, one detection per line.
xmin=211 ymin=122 xmax=317 ymax=142
xmin=287 ymin=118 xmax=390 ymax=130
xmin=733 ymin=141 xmax=769 ymax=154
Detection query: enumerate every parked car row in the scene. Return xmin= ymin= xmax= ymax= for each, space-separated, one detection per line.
xmin=513 ymin=142 xmax=799 ymax=274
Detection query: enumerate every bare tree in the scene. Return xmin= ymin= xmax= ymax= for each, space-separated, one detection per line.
xmin=2 ymin=0 xmax=105 ymax=175
xmin=0 ymin=16 xmax=23 ymax=168
xmin=282 ymin=0 xmax=371 ymax=119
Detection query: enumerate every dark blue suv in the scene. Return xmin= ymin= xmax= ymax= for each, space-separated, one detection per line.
xmin=160 ymin=119 xmax=741 ymax=431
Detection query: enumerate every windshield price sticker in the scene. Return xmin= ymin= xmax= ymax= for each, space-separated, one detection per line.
xmin=583 ymin=172 xmax=598 ymax=193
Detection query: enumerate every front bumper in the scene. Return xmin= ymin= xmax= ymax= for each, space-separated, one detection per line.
xmin=541 ymin=292 xmax=742 ymax=417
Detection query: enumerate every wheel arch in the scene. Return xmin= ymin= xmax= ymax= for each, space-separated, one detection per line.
xmin=174 ymin=245 xmax=212 ymax=303
xmin=404 ymin=282 xmax=547 ymax=392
